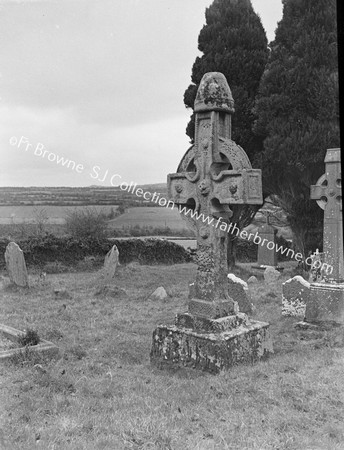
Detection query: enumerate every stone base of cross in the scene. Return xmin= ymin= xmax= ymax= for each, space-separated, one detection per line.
xmin=150 ymin=72 xmax=273 ymax=373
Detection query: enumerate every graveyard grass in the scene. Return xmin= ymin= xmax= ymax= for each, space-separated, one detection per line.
xmin=1 ymin=264 xmax=343 ymax=450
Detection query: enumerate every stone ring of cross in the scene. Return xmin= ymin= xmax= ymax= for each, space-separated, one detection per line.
xmin=315 ymin=174 xmax=329 ymax=210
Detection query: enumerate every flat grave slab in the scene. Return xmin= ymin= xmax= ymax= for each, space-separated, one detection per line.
xmin=0 ymin=324 xmax=59 ymax=362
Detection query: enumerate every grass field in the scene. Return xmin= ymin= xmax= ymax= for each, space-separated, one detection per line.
xmin=0 ymin=263 xmax=343 ymax=449
xmin=0 ymin=204 xmax=293 ymax=242
xmin=0 ymin=205 xmax=185 ymax=230
xmin=0 ymin=205 xmax=119 ymax=225
xmin=110 ymin=207 xmax=186 ymax=230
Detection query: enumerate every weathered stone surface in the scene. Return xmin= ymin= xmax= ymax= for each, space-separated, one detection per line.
xmin=95 ymin=245 xmax=120 ymax=294
xmin=256 ymin=218 xmax=278 ymax=267
xmin=168 ymin=72 xmax=262 ymax=308
xmin=247 ymin=275 xmax=258 ymax=284
xmin=227 ymin=274 xmax=253 ymax=314
xmin=264 ymin=266 xmax=281 ymax=284
xmin=305 ymin=282 xmax=344 ymax=325
xmin=188 ymin=298 xmax=238 ymax=319
xmin=5 ymin=242 xmax=29 ymax=287
xmin=282 ymin=276 xmax=309 ymax=317
xmin=100 ymin=245 xmax=119 ymax=284
xmin=151 ymin=72 xmax=272 ymax=372
xmin=310 ymin=148 xmax=343 ymax=281
xmin=149 ymin=287 xmax=168 ymax=301
xmin=194 ymin=72 xmax=235 ymax=114
xmin=168 ymin=72 xmax=262 ymax=310
xmin=150 ymin=320 xmax=272 ymax=374
xmin=175 ymin=312 xmax=249 ymax=333
xmin=305 ymin=149 xmax=344 ymax=325
xmin=308 ymin=249 xmax=325 ymax=282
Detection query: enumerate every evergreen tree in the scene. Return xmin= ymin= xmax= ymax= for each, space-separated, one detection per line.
xmin=253 ymin=0 xmax=339 ymax=261
xmin=184 ymin=0 xmax=268 ymax=160
xmin=184 ymin=0 xmax=269 ymax=269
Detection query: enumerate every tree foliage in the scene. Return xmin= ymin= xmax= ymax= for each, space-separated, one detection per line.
xmin=253 ymin=0 xmax=340 ymax=260
xmin=184 ymin=0 xmax=268 ymax=160
xmin=184 ymin=0 xmax=269 ymax=269
xmin=65 ymin=207 xmax=109 ymax=240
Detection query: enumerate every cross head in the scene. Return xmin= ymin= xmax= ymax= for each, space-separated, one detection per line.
xmin=167 ymin=72 xmax=262 ymax=318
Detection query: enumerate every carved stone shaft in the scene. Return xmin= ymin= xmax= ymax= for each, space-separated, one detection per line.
xmin=310 ymin=148 xmax=343 ymax=281
xmin=150 ymin=73 xmax=272 ymax=373
xmin=167 ymin=72 xmax=262 ymax=318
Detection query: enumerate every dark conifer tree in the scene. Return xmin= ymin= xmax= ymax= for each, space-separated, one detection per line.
xmin=253 ymin=0 xmax=340 ymax=260
xmin=184 ymin=0 xmax=268 ymax=160
xmin=184 ymin=0 xmax=269 ymax=268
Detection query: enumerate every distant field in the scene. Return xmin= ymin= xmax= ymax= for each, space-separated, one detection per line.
xmin=0 ymin=205 xmax=118 ymax=225
xmin=0 ymin=204 xmax=292 ymax=239
xmin=110 ymin=206 xmax=186 ymax=230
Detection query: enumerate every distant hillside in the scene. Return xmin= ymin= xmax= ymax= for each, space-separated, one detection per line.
xmin=0 ymin=184 xmax=168 ymax=207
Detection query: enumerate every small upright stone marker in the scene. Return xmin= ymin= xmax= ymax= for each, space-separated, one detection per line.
xmin=304 ymin=148 xmax=344 ymax=325
xmin=227 ymin=274 xmax=253 ymax=314
xmin=247 ymin=275 xmax=258 ymax=284
xmin=95 ymin=245 xmax=119 ymax=293
xmin=264 ymin=266 xmax=281 ymax=284
xmin=150 ymin=72 xmax=273 ymax=373
xmin=282 ymin=276 xmax=309 ymax=317
xmin=4 ymin=242 xmax=29 ymax=287
xmin=98 ymin=245 xmax=119 ymax=283
xmin=258 ymin=216 xmax=277 ymax=266
xmin=252 ymin=215 xmax=282 ymax=271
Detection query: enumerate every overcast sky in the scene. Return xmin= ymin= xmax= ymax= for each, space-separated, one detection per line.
xmin=0 ymin=0 xmax=283 ymax=187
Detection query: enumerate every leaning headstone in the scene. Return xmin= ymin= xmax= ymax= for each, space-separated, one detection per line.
xmin=282 ymin=276 xmax=309 ymax=317
xmin=96 ymin=245 xmax=119 ymax=291
xmin=4 ymin=242 xmax=29 ymax=287
xmin=303 ymin=148 xmax=344 ymax=325
xmin=102 ymin=245 xmax=119 ymax=283
xmin=149 ymin=287 xmax=168 ymax=301
xmin=151 ymin=72 xmax=273 ymax=373
xmin=227 ymin=274 xmax=253 ymax=314
xmin=264 ymin=266 xmax=281 ymax=284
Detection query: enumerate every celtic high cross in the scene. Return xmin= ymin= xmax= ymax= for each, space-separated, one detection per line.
xmin=168 ymin=72 xmax=262 ymax=318
xmin=311 ymin=148 xmax=343 ymax=281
